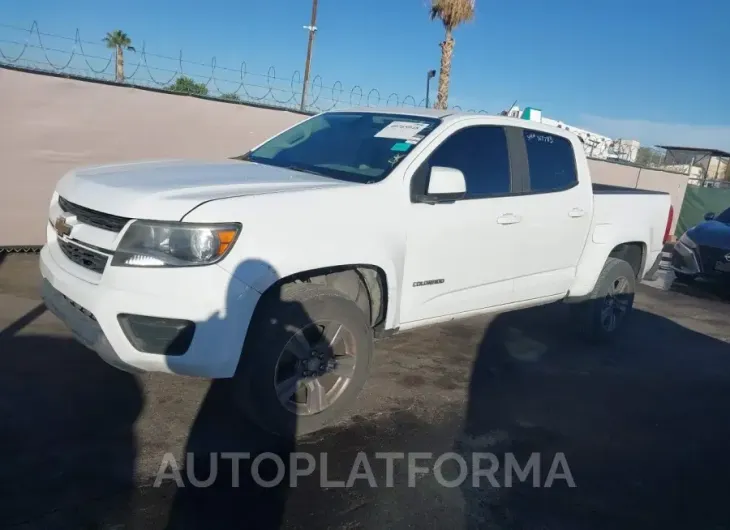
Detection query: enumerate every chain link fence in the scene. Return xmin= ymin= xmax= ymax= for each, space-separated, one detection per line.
xmin=587 ymin=142 xmax=730 ymax=182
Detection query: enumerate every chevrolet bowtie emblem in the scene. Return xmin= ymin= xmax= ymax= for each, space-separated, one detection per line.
xmin=54 ymin=216 xmax=72 ymax=237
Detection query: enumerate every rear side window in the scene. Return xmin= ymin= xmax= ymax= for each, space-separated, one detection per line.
xmin=427 ymin=126 xmax=511 ymax=197
xmin=523 ymin=130 xmax=578 ymax=193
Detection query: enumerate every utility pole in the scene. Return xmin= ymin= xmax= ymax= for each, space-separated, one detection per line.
xmin=300 ymin=0 xmax=319 ymax=112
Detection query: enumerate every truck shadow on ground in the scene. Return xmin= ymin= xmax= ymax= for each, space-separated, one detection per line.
xmin=0 ymin=324 xmax=143 ymax=528
xmin=161 ymin=260 xmax=324 ymax=529
xmin=160 ymin=286 xmax=730 ymax=528
xmin=454 ymin=302 xmax=730 ymax=529
xmin=264 ymin=302 xmax=730 ymax=529
xmin=158 ymin=380 xmax=295 ymax=529
xmin=2 ymin=266 xmax=730 ymax=528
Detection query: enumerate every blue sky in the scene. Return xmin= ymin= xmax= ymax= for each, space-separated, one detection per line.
xmin=2 ymin=0 xmax=728 ymax=149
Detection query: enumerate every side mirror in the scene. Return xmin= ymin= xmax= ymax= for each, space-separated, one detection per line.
xmin=704 ymin=212 xmax=716 ymax=221
xmin=424 ymin=166 xmax=466 ymax=202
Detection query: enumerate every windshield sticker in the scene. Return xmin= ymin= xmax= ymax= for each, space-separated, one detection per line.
xmin=406 ymin=134 xmax=426 ymax=145
xmin=390 ymin=142 xmax=412 ymax=152
xmin=375 ymin=121 xmax=431 ymax=139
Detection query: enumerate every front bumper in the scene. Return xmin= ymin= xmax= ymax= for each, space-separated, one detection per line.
xmin=671 ymin=241 xmax=730 ymax=279
xmin=670 ymin=241 xmax=701 ymax=276
xmin=39 ymin=244 xmax=260 ymax=378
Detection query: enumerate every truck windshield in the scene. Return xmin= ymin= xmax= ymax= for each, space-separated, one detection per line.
xmin=238 ymin=112 xmax=441 ymax=184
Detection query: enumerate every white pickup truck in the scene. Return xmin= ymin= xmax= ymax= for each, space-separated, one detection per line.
xmin=40 ymin=109 xmax=673 ymax=435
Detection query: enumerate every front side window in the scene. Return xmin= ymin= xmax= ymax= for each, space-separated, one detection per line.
xmin=523 ymin=129 xmax=578 ymax=193
xmin=423 ymin=126 xmax=511 ymax=197
xmin=240 ymin=112 xmax=441 ymax=184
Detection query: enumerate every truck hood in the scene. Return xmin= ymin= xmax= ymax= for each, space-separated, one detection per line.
xmin=56 ymin=159 xmax=357 ymax=220
xmin=687 ymin=220 xmax=730 ymax=248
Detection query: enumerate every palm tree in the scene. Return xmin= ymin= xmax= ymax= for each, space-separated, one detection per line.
xmin=430 ymin=0 xmax=475 ymax=109
xmin=103 ymin=30 xmax=135 ymax=83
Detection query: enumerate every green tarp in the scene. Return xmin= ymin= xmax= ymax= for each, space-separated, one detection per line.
xmin=675 ymin=185 xmax=730 ymax=235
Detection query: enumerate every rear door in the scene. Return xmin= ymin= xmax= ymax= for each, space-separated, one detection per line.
xmin=506 ymin=127 xmax=593 ymax=301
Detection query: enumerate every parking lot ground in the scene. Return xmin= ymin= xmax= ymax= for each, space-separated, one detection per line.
xmin=2 ymin=252 xmax=730 ymax=529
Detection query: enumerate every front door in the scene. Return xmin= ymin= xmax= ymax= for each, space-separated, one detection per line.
xmin=399 ymin=124 xmax=523 ymax=324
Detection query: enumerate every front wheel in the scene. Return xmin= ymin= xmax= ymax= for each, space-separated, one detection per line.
xmin=232 ymin=283 xmax=373 ymax=437
xmin=569 ymin=257 xmax=636 ymax=342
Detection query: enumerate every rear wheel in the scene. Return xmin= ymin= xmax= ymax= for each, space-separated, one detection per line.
xmin=569 ymin=257 xmax=636 ymax=342
xmin=232 ymin=283 xmax=372 ymax=437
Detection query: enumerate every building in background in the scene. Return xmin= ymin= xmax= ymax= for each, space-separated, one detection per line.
xmin=500 ymin=106 xmax=730 ymax=184
xmin=656 ymin=146 xmax=730 ymax=185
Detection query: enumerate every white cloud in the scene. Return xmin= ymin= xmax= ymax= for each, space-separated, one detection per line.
xmin=578 ymin=114 xmax=730 ymax=151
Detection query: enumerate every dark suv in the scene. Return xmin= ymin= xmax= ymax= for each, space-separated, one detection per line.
xmin=672 ymin=206 xmax=730 ymax=282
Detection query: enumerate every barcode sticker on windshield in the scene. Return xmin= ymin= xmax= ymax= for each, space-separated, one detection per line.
xmin=375 ymin=121 xmax=431 ymax=139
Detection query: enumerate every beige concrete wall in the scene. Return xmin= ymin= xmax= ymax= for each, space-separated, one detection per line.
xmin=587 ymin=159 xmax=641 ymax=188
xmin=635 ymin=168 xmax=689 ymax=233
xmin=1 ymin=67 xmax=688 ymax=246
xmin=0 ymin=67 xmax=306 ymax=247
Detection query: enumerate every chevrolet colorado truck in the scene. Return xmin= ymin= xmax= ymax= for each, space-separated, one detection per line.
xmin=40 ymin=109 xmax=673 ymax=435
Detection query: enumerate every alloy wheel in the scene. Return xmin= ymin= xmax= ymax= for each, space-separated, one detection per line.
xmin=600 ymin=276 xmax=631 ymax=332
xmin=273 ymin=319 xmax=358 ymax=416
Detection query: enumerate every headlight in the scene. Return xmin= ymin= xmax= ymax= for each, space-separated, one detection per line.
xmin=678 ymin=232 xmax=697 ymax=250
xmin=111 ymin=221 xmax=241 ymax=267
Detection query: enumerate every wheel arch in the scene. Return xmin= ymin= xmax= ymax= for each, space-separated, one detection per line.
xmin=608 ymin=241 xmax=647 ymax=280
xmin=251 ymin=264 xmax=393 ymax=332
xmin=568 ymin=240 xmax=647 ymax=300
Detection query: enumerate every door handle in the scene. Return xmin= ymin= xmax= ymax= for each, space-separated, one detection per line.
xmin=569 ymin=208 xmax=586 ymax=218
xmin=497 ymin=213 xmax=521 ymax=225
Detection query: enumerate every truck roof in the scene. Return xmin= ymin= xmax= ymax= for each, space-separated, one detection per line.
xmin=327 ymin=107 xmax=576 ymax=137
xmin=330 ymin=107 xmax=458 ymax=119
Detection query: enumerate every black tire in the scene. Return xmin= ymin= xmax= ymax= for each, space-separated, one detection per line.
xmin=232 ymin=283 xmax=373 ymax=437
xmin=568 ymin=257 xmax=636 ymax=342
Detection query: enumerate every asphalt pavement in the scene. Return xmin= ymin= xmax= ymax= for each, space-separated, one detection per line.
xmin=1 ymin=252 xmax=730 ymax=529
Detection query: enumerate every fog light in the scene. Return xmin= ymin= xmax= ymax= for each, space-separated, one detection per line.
xmin=118 ymin=314 xmax=195 ymax=355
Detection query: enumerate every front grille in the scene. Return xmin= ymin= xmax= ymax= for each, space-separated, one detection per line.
xmin=58 ymin=239 xmax=109 ymax=274
xmin=697 ymin=245 xmax=728 ymax=273
xmin=58 ymin=196 xmax=130 ymax=233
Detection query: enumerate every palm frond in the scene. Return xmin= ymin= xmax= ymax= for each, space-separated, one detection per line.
xmin=102 ymin=29 xmax=133 ymax=48
xmin=430 ymin=0 xmax=475 ymax=29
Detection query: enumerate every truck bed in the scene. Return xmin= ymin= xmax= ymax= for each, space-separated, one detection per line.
xmin=592 ymin=186 xmax=672 ymax=255
xmin=592 ymin=183 xmax=668 ymax=196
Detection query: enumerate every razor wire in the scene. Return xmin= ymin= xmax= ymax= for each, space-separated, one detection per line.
xmin=0 ymin=21 xmax=488 ymax=114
